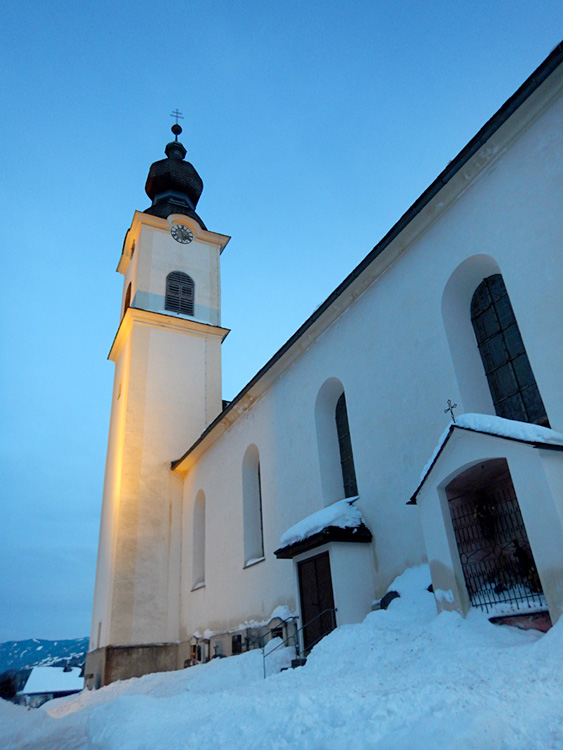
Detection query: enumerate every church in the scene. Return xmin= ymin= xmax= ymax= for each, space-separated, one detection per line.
xmin=85 ymin=44 xmax=563 ymax=689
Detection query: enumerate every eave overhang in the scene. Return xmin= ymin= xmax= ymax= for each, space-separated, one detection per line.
xmin=109 ymin=307 xmax=230 ymax=363
xmin=274 ymin=523 xmax=373 ymax=560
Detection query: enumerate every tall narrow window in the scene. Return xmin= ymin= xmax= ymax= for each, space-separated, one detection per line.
xmin=335 ymin=393 xmax=358 ymax=497
xmin=192 ymin=491 xmax=205 ymax=589
xmin=471 ymin=274 xmax=549 ymax=426
xmin=242 ymin=444 xmax=264 ymax=564
xmin=165 ymin=271 xmax=195 ymax=316
xmin=123 ymin=283 xmax=132 ymax=316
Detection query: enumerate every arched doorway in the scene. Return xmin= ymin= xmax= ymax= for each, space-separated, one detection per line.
xmin=446 ymin=459 xmax=546 ymax=616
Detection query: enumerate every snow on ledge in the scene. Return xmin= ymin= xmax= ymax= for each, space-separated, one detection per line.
xmin=280 ymin=497 xmax=362 ymax=548
xmin=192 ymin=605 xmax=297 ymax=639
xmin=420 ymin=414 xmax=563 ymax=483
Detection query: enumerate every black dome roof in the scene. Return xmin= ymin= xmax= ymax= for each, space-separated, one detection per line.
xmin=144 ymin=131 xmax=206 ymax=229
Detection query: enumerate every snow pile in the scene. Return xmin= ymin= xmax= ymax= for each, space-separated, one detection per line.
xmin=420 ymin=413 xmax=563 ymax=483
xmin=2 ymin=565 xmax=563 ymax=749
xmin=280 ymin=496 xmax=362 ymax=547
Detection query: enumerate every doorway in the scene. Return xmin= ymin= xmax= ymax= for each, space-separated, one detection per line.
xmin=446 ymin=458 xmax=546 ymax=615
xmin=298 ymin=551 xmax=336 ymax=652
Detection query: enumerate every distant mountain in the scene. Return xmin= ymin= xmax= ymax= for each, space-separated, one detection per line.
xmin=0 ymin=638 xmax=89 ymax=673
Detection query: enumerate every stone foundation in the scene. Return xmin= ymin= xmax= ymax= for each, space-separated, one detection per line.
xmin=84 ymin=642 xmax=181 ymax=689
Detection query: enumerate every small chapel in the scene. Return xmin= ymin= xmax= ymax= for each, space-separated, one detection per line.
xmin=85 ymin=43 xmax=563 ymax=689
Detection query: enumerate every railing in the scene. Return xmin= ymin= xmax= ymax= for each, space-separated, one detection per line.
xmin=262 ymin=608 xmax=337 ymax=678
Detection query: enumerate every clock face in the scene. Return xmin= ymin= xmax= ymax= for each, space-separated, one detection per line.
xmin=171 ymin=224 xmax=193 ymax=244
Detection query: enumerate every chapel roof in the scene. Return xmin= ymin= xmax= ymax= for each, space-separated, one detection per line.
xmin=408 ymin=414 xmax=563 ymax=505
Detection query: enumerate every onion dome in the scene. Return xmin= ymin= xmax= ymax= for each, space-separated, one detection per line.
xmin=144 ymin=123 xmax=206 ymax=229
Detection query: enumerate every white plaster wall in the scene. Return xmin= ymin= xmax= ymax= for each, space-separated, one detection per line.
xmin=92 ymin=245 xmax=225 ymax=649
xmin=136 ymin=220 xmax=221 ymax=325
xmin=177 ymin=83 xmax=563 ymax=642
xmin=328 ymin=543 xmax=377 ymax=626
xmin=89 ymin=336 xmax=131 ymax=651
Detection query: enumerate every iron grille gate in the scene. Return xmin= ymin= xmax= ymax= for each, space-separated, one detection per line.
xmin=449 ymin=479 xmax=546 ymax=615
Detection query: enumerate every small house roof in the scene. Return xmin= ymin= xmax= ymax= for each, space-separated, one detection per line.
xmin=409 ymin=414 xmax=563 ymax=504
xmin=20 ymin=666 xmax=83 ymax=695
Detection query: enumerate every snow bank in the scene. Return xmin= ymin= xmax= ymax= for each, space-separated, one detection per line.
xmin=280 ymin=496 xmax=362 ymax=547
xmin=2 ymin=565 xmax=563 ymax=749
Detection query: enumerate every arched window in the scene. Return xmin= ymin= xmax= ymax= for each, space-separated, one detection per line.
xmin=315 ymin=379 xmax=358 ymax=505
xmin=192 ymin=491 xmax=205 ymax=589
xmin=335 ymin=393 xmax=358 ymax=498
xmin=471 ymin=274 xmax=549 ymax=426
xmin=123 ymin=283 xmax=132 ymax=317
xmin=471 ymin=273 xmax=549 ymax=426
xmin=165 ymin=271 xmax=195 ymax=316
xmin=242 ymin=445 xmax=264 ymax=564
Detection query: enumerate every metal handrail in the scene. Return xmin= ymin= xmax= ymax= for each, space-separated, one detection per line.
xmin=262 ymin=607 xmax=337 ymax=678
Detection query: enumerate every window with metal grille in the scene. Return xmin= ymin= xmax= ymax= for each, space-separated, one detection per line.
xmin=471 ymin=274 xmax=549 ymax=426
xmin=335 ymin=393 xmax=358 ymax=497
xmin=231 ymin=635 xmax=242 ymax=655
xmin=165 ymin=271 xmax=195 ymax=316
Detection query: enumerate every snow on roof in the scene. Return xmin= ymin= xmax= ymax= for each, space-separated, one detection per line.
xmin=414 ymin=414 xmax=563 ymax=499
xmin=21 ymin=667 xmax=83 ymax=695
xmin=280 ymin=497 xmax=362 ymax=548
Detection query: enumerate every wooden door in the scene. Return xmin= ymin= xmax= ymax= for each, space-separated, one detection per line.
xmin=298 ymin=552 xmax=336 ymax=652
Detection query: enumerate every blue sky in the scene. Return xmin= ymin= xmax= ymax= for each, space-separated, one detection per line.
xmin=0 ymin=1 xmax=561 ymax=641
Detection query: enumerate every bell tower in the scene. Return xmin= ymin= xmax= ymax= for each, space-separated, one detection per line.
xmin=86 ymin=122 xmax=230 ymax=687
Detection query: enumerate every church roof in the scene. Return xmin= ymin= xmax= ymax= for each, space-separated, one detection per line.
xmin=172 ymin=42 xmax=563 ymax=474
xmin=408 ymin=414 xmax=563 ymax=505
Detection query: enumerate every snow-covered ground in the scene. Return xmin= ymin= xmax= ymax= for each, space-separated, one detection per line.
xmin=2 ymin=565 xmax=563 ymax=749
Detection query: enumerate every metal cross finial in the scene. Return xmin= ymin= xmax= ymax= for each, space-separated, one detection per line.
xmin=170 ymin=109 xmax=184 ymax=125
xmin=444 ymin=399 xmax=458 ymax=422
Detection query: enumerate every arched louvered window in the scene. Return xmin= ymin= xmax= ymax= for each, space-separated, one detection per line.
xmin=335 ymin=393 xmax=358 ymax=497
xmin=165 ymin=271 xmax=195 ymax=316
xmin=471 ymin=274 xmax=549 ymax=426
xmin=123 ymin=283 xmax=132 ymax=317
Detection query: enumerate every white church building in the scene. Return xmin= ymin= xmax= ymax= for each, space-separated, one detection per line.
xmin=86 ymin=44 xmax=563 ymax=689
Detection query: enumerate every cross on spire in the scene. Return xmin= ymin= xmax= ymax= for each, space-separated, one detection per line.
xmin=170 ymin=109 xmax=184 ymax=142
xmin=170 ymin=109 xmax=184 ymax=125
xmin=444 ymin=399 xmax=458 ymax=422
